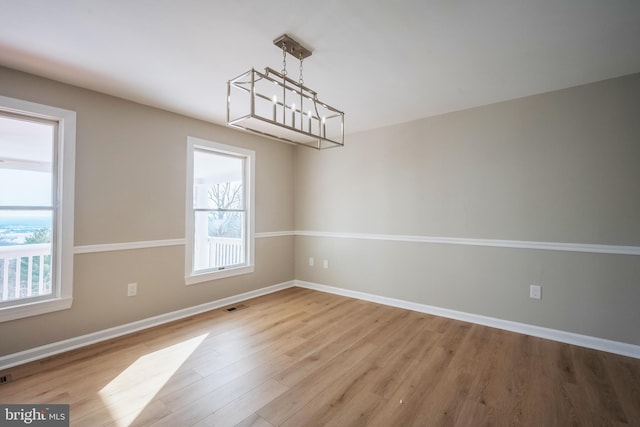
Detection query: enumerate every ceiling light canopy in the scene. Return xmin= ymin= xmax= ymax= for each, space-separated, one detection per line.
xmin=227 ymin=34 xmax=344 ymax=150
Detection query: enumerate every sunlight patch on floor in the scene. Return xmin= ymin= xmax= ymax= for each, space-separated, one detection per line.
xmin=98 ymin=334 xmax=208 ymax=426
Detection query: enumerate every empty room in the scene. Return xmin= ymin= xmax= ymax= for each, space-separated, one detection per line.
xmin=1 ymin=1 xmax=639 ymax=426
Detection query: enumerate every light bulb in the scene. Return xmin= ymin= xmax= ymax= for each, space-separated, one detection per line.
xmin=272 ymin=96 xmax=277 ymax=121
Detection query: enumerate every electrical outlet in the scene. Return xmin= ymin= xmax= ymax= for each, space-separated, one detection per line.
xmin=308 ymin=257 xmax=314 ymax=267
xmin=127 ymin=282 xmax=137 ymax=297
xmin=323 ymin=259 xmax=329 ymax=269
xmin=530 ymin=284 xmax=541 ymax=300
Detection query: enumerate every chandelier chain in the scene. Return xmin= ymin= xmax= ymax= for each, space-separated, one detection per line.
xmin=281 ymin=43 xmax=287 ymax=76
xmin=299 ymin=54 xmax=304 ymax=86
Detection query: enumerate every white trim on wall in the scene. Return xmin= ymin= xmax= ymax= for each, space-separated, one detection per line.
xmin=256 ymin=231 xmax=296 ymax=238
xmin=73 ymin=232 xmax=296 ymax=254
xmin=295 ymin=280 xmax=640 ymax=359
xmin=74 ymin=239 xmax=186 ymax=254
xmin=0 ymin=281 xmax=295 ymax=370
xmin=72 ymin=231 xmax=639 ymax=256
xmin=295 ymin=230 xmax=640 ymax=256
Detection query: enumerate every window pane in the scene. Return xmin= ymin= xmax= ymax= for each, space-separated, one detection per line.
xmin=0 ymin=115 xmax=54 ymax=207
xmin=193 ymin=211 xmax=245 ymax=271
xmin=0 ymin=210 xmax=53 ymax=302
xmin=193 ymin=149 xmax=244 ymax=210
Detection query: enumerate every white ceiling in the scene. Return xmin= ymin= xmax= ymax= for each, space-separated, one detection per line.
xmin=1 ymin=0 xmax=640 ymax=135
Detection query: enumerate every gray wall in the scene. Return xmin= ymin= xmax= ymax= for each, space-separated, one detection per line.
xmin=0 ymin=66 xmax=295 ymax=355
xmin=295 ymin=73 xmax=640 ymax=346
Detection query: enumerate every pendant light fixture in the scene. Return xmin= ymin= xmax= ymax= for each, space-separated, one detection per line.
xmin=227 ymin=34 xmax=344 ymax=150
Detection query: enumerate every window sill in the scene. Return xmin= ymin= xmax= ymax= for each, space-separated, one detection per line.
xmin=185 ymin=265 xmax=255 ymax=286
xmin=0 ymin=297 xmax=73 ymax=322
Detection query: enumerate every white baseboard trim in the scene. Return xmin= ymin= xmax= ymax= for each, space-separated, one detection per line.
xmin=295 ymin=280 xmax=640 ymax=359
xmin=4 ymin=278 xmax=637 ymax=371
xmin=0 ymin=280 xmax=296 ymax=371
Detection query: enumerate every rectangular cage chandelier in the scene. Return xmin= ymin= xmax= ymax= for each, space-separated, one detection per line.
xmin=227 ymin=34 xmax=344 ymax=150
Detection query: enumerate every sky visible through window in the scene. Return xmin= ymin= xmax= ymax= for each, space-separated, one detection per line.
xmin=0 ymin=115 xmax=53 ymax=246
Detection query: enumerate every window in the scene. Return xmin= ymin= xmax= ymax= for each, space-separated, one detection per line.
xmin=185 ymin=137 xmax=255 ymax=284
xmin=0 ymin=96 xmax=75 ymax=322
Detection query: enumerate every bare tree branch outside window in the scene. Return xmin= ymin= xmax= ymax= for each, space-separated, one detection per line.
xmin=207 ymin=182 xmax=243 ymax=238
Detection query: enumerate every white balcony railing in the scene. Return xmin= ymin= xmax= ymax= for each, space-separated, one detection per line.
xmin=208 ymin=237 xmax=244 ymax=268
xmin=0 ymin=243 xmax=52 ymax=302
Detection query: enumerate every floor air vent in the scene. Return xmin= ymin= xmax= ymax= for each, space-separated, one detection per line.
xmin=224 ymin=304 xmax=248 ymax=312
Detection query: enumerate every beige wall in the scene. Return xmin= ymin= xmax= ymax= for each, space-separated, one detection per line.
xmin=0 ymin=66 xmax=295 ymax=355
xmin=295 ymin=73 xmax=640 ymax=345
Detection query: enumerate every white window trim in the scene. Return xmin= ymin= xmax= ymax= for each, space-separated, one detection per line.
xmin=185 ymin=137 xmax=255 ymax=285
xmin=0 ymin=96 xmax=76 ymax=322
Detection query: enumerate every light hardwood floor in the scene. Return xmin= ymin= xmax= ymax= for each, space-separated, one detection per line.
xmin=1 ymin=287 xmax=639 ymax=426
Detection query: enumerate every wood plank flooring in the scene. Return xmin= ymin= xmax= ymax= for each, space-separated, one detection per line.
xmin=1 ymin=287 xmax=639 ymax=426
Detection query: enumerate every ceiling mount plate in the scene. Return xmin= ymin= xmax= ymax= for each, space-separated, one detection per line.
xmin=273 ymin=34 xmax=312 ymax=59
